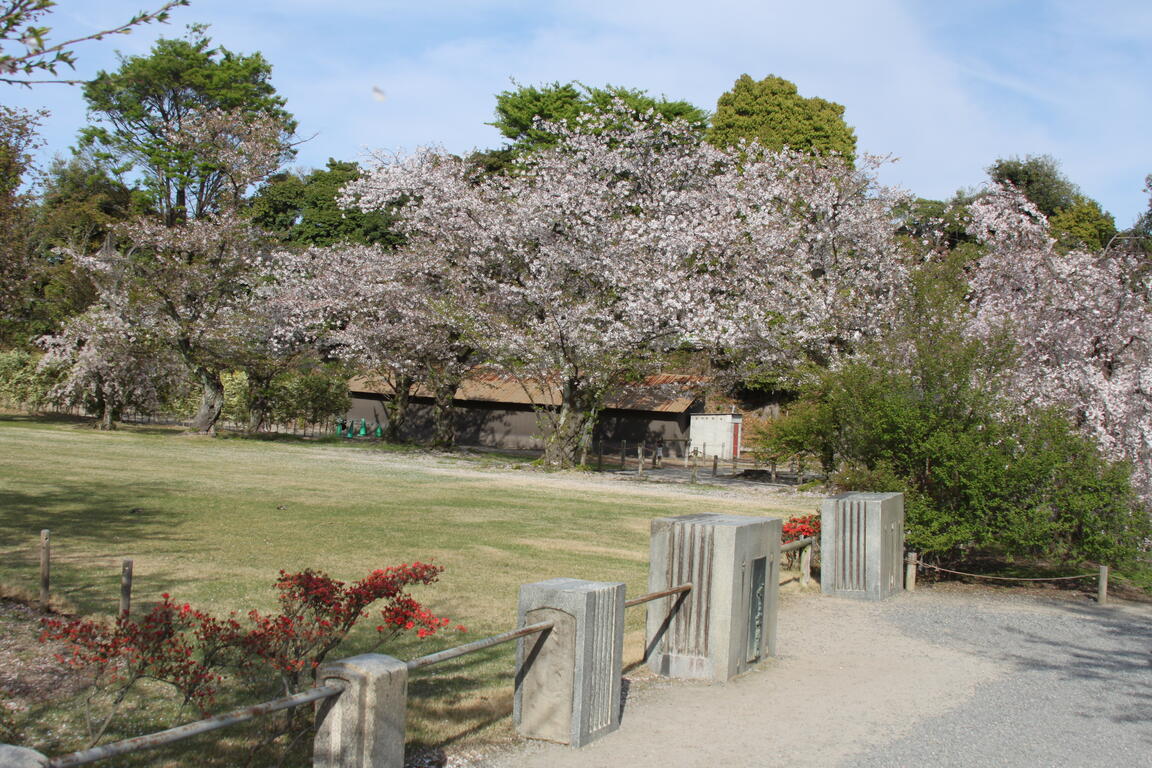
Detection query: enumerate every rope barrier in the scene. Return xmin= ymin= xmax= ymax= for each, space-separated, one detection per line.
xmin=917 ymin=561 xmax=1097 ymax=582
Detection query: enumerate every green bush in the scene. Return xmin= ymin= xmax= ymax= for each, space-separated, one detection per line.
xmin=0 ymin=350 xmax=60 ymax=411
xmin=759 ymin=257 xmax=1149 ymax=567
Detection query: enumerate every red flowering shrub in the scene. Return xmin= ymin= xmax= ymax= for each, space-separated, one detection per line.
xmin=782 ymin=513 xmax=820 ymax=543
xmin=241 ymin=564 xmax=450 ymax=690
xmin=39 ymin=564 xmax=454 ymax=748
xmin=40 ymin=595 xmax=242 ymax=744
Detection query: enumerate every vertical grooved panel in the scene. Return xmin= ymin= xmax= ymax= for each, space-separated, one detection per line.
xmin=667 ymin=522 xmax=711 ymax=657
xmin=588 ymin=589 xmax=613 ymax=732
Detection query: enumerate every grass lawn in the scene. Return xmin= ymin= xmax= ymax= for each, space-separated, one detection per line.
xmin=0 ymin=414 xmax=814 ymax=763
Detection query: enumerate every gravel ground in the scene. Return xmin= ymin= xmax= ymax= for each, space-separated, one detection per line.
xmin=853 ymin=589 xmax=1152 ymax=768
xmin=474 ymin=588 xmax=1152 ymax=768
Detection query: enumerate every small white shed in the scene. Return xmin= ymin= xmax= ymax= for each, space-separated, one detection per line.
xmin=688 ymin=413 xmax=743 ymax=460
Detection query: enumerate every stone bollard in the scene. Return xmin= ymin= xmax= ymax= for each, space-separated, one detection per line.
xmin=0 ymin=745 xmax=48 ymax=767
xmin=821 ymin=492 xmax=905 ymax=600
xmin=314 ymin=654 xmax=408 ymax=768
xmin=646 ymin=513 xmax=781 ymax=682
xmin=515 ymin=578 xmax=625 ymax=748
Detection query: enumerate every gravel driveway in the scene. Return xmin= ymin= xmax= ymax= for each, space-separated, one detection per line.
xmin=483 ymin=588 xmax=1152 ymax=768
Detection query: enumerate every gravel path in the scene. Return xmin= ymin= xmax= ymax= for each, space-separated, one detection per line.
xmin=479 ymin=589 xmax=1152 ymax=768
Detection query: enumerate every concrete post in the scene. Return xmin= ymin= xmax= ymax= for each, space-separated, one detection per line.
xmin=515 ymin=578 xmax=625 ymax=748
xmin=821 ymin=492 xmax=905 ymax=600
xmin=646 ymin=514 xmax=781 ymax=682
xmin=0 ymin=745 xmax=48 ymax=767
xmin=314 ymin=654 xmax=408 ymax=768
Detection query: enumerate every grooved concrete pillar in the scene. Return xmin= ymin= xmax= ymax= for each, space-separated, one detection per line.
xmin=314 ymin=654 xmax=407 ymax=768
xmin=646 ymin=513 xmax=781 ymax=682
xmin=514 ymin=578 xmax=626 ymax=747
xmin=821 ymin=492 xmax=905 ymax=600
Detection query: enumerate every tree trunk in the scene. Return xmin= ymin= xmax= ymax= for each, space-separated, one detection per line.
xmin=245 ymin=372 xmax=275 ymax=434
xmin=189 ymin=369 xmax=224 ymax=434
xmin=430 ymin=375 xmax=460 ymax=449
xmin=380 ymin=375 xmax=413 ymax=443
xmin=540 ymin=381 xmax=599 ymax=468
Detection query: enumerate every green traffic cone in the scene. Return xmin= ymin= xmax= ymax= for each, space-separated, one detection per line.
xmin=358 ymin=418 xmax=367 ymax=437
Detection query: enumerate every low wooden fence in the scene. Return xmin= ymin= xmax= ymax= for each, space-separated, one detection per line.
xmin=8 ymin=519 xmax=819 ymax=767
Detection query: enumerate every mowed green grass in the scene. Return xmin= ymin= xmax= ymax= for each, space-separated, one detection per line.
xmin=0 ymin=414 xmax=810 ymax=755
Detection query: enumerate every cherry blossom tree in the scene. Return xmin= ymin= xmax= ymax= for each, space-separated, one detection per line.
xmin=272 ymin=241 xmax=475 ymax=445
xmin=56 ymin=108 xmax=290 ymax=433
xmin=966 ymin=184 xmax=1152 ymax=503
xmin=345 ymin=107 xmax=911 ymax=466
xmin=37 ymin=284 xmax=182 ymax=430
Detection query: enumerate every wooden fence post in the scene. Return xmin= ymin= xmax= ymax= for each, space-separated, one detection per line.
xmin=636 ymin=444 xmax=644 ymax=476
xmin=1098 ymin=565 xmax=1109 ymax=604
xmin=690 ymin=455 xmax=698 ymax=484
xmin=620 ymin=440 xmax=627 ymax=470
xmin=120 ymin=559 xmax=134 ymax=617
xmin=711 ymin=455 xmax=718 ymax=477
xmin=906 ymin=552 xmax=918 ymax=592
xmin=800 ymin=543 xmax=812 ymax=587
xmin=39 ymin=529 xmax=50 ymax=608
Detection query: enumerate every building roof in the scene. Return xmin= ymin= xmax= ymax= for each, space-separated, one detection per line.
xmin=349 ymin=371 xmax=704 ymax=414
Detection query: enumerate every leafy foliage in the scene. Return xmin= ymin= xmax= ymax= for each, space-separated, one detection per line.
xmin=79 ymin=26 xmax=294 ymax=224
xmin=707 ymin=74 xmax=856 ymax=161
xmin=987 ymin=155 xmax=1116 ymax=251
xmin=760 ymin=258 xmax=1147 ymax=566
xmin=40 ymin=565 xmax=457 ymax=752
xmin=248 ymin=159 xmax=401 ymax=247
xmin=490 ymin=80 xmax=708 ymax=152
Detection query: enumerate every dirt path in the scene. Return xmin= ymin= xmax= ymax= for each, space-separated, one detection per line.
xmin=481 ymin=592 xmax=1004 ymax=768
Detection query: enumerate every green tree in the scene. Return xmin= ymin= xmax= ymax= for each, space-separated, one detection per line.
xmin=987 ymin=154 xmax=1116 ymax=251
xmin=80 ymin=25 xmax=295 ymax=224
xmin=248 ymin=159 xmax=401 ymax=247
xmin=1048 ymin=195 xmax=1117 ymax=251
xmin=0 ymin=106 xmax=44 ymax=347
xmin=707 ymin=74 xmax=856 ymax=161
xmin=987 ymin=155 xmax=1077 ymax=217
xmin=490 ymin=81 xmax=708 ymax=151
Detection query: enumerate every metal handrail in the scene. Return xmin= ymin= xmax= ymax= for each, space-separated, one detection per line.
xmin=48 ymin=683 xmax=346 ymax=767
xmin=406 ymin=620 xmax=554 ymax=671
xmin=625 ymin=583 xmax=692 ymax=609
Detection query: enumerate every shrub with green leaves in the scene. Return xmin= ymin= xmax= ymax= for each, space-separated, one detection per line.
xmin=759 ymin=256 xmax=1149 ymax=567
xmin=0 ymin=350 xmax=59 ymax=411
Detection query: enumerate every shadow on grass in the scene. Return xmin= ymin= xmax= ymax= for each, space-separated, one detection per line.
xmin=0 ymin=484 xmax=181 ymax=551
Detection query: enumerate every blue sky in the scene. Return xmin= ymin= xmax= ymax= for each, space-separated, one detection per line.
xmin=9 ymin=0 xmax=1151 ymax=226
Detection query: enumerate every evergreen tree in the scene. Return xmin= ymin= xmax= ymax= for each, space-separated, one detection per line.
xmin=707 ymin=74 xmax=856 ymax=161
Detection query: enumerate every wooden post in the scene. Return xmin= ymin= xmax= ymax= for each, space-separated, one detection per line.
xmin=39 ymin=529 xmax=50 ymax=608
xmin=120 ymin=559 xmax=134 ymax=617
xmin=730 ymin=454 xmax=738 ymax=476
xmin=711 ymin=455 xmax=718 ymax=477
xmin=690 ymin=455 xmax=698 ymax=484
xmin=906 ymin=552 xmax=918 ymax=592
xmin=620 ymin=440 xmax=627 ymax=470
xmin=1097 ymin=565 xmax=1109 ymax=605
xmin=800 ymin=543 xmax=812 ymax=587
xmin=636 ymin=444 xmax=644 ymax=476
xmin=770 ymin=461 xmax=777 ymax=483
